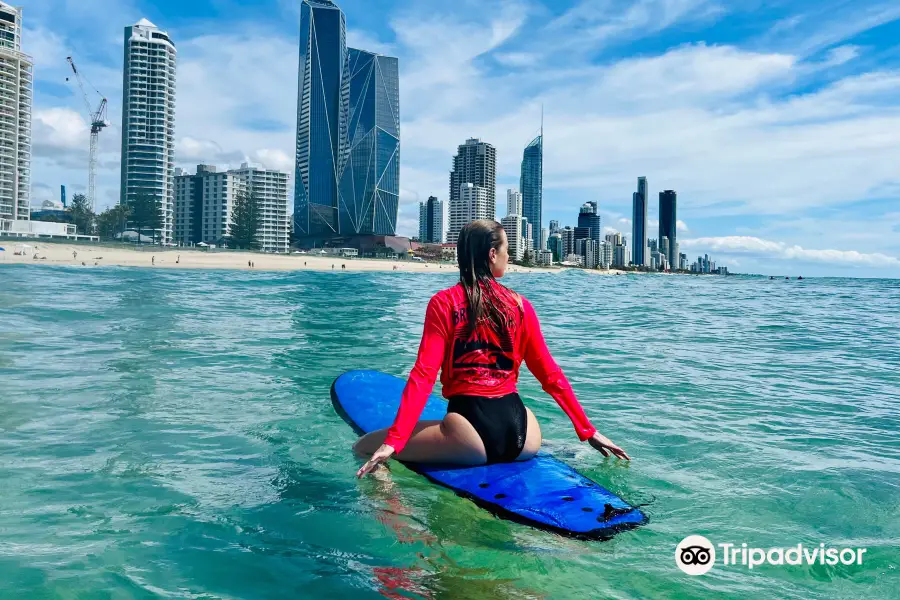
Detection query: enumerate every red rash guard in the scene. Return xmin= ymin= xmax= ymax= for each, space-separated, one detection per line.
xmin=383 ymin=281 xmax=597 ymax=454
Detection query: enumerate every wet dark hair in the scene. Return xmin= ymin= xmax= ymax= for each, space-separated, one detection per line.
xmin=457 ymin=220 xmax=517 ymax=338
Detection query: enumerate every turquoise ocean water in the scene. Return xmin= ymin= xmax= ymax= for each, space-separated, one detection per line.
xmin=0 ymin=265 xmax=897 ymax=599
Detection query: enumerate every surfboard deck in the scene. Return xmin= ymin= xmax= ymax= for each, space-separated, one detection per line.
xmin=332 ymin=370 xmax=647 ymax=540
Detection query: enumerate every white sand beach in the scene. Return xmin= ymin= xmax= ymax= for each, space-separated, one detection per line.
xmin=0 ymin=241 xmax=629 ymax=275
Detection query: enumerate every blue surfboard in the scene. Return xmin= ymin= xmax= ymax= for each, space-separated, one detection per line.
xmin=332 ymin=370 xmax=647 ymax=540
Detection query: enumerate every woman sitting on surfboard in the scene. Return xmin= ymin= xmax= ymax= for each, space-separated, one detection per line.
xmin=355 ymin=219 xmax=630 ymax=478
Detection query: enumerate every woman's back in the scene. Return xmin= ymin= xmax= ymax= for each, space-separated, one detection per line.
xmin=427 ymin=281 xmax=524 ymax=398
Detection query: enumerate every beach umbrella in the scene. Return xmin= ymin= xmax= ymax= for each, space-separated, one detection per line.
xmin=0 ymin=247 xmax=5 ymax=251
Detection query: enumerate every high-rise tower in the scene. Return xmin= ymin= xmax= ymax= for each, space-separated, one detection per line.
xmin=120 ymin=18 xmax=177 ymax=243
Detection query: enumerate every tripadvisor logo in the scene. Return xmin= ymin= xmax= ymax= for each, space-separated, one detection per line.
xmin=675 ymin=536 xmax=868 ymax=576
xmin=676 ymin=536 xmax=716 ymax=575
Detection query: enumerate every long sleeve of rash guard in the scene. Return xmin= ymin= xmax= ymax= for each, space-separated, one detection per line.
xmin=522 ymin=298 xmax=597 ymax=441
xmin=382 ymin=296 xmax=447 ymax=454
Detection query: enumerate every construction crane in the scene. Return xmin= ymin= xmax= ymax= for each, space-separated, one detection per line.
xmin=66 ymin=56 xmax=109 ymax=212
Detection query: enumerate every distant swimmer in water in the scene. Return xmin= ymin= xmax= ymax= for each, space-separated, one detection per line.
xmin=770 ymin=276 xmax=775 ymax=280
xmin=798 ymin=276 xmax=804 ymax=280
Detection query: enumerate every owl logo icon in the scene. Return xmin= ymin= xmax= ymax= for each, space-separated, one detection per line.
xmin=676 ymin=536 xmax=716 ymax=575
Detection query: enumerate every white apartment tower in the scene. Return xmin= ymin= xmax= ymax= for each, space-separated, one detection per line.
xmin=0 ymin=2 xmax=32 ymax=227
xmin=120 ymin=19 xmax=176 ymax=244
xmin=448 ymin=182 xmax=490 ymax=245
xmin=506 ymin=189 xmax=522 ymax=217
xmin=501 ymin=214 xmax=525 ymax=261
xmin=231 ymin=163 xmax=290 ymax=253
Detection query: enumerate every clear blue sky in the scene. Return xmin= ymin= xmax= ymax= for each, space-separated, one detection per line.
xmin=25 ymin=0 xmax=900 ymax=276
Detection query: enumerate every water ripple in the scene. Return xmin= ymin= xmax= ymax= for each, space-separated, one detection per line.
xmin=0 ymin=265 xmax=897 ymax=599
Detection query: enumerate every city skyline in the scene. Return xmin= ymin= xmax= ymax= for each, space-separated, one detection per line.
xmin=16 ymin=0 xmax=900 ymax=277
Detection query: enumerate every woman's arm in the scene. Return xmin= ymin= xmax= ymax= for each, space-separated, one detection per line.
xmin=382 ymin=296 xmax=448 ymax=454
xmin=521 ymin=298 xmax=597 ymax=441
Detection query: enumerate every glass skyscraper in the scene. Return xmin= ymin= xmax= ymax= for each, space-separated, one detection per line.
xmin=338 ymin=48 xmax=399 ymax=235
xmin=520 ymin=134 xmax=542 ymax=250
xmin=577 ymin=202 xmax=602 ymax=244
xmin=659 ymin=190 xmax=677 ymax=270
xmin=632 ymin=176 xmax=648 ymax=267
xmin=294 ymin=0 xmax=349 ymax=238
xmin=293 ymin=0 xmax=399 ymax=241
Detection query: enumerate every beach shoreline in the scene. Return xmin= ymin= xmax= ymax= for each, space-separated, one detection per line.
xmin=0 ymin=241 xmax=629 ymax=275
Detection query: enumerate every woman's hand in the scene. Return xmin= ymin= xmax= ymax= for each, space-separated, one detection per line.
xmin=357 ymin=444 xmax=396 ymax=478
xmin=588 ymin=431 xmax=631 ymax=460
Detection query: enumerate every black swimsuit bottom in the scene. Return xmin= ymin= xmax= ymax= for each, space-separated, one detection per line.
xmin=446 ymin=393 xmax=527 ymax=464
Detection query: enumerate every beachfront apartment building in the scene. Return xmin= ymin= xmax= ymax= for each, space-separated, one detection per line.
xmin=577 ymin=238 xmax=600 ymax=269
xmin=501 ymin=213 xmax=525 ymax=262
xmin=448 ymin=183 xmax=491 ymax=245
xmin=449 ymin=138 xmax=496 ymax=226
xmin=548 ymin=233 xmax=562 ymax=262
xmin=418 ymin=195 xmax=444 ymax=244
xmin=175 ymin=165 xmax=246 ymax=246
xmin=175 ymin=164 xmax=290 ymax=253
xmin=506 ymin=189 xmax=522 ymax=217
xmin=232 ymin=164 xmax=290 ymax=253
xmin=0 ymin=2 xmax=32 ymax=230
xmin=120 ymin=18 xmax=176 ymax=245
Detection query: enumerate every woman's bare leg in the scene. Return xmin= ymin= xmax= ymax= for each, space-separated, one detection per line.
xmin=353 ymin=413 xmax=488 ymax=465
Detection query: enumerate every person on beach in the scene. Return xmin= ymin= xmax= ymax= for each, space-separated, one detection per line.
xmin=152 ymin=256 xmax=155 ymax=265
xmin=354 ymin=219 xmax=629 ymax=478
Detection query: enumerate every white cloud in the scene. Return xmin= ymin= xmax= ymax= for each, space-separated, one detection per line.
xmin=248 ymin=149 xmax=293 ymax=173
xmin=820 ymin=45 xmax=861 ymax=68
xmin=33 ymin=108 xmax=88 ymax=151
xmin=681 ymin=236 xmax=900 ymax=268
xmin=176 ymin=137 xmax=240 ymax=166
xmin=494 ymin=52 xmax=539 ymax=67
xmin=677 ymin=220 xmax=689 ymax=232
xmin=546 ymin=0 xmax=725 ymax=54
xmin=346 ymin=29 xmax=395 ymax=56
xmin=770 ymin=2 xmax=900 ymax=56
